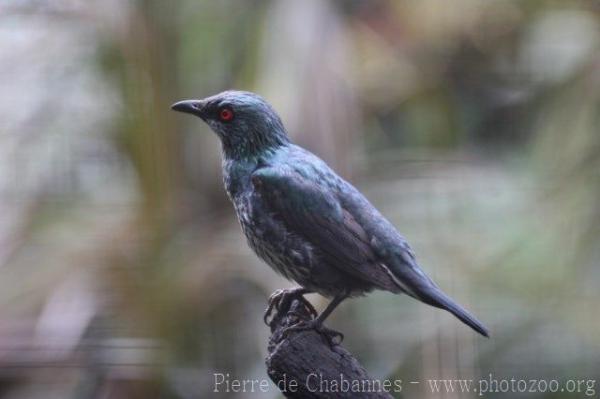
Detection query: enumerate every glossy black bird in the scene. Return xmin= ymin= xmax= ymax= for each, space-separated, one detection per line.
xmin=171 ymin=91 xmax=489 ymax=340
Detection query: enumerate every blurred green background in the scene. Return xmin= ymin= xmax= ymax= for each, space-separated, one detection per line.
xmin=0 ymin=0 xmax=598 ymax=398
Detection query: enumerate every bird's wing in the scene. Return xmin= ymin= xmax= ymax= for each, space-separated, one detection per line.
xmin=251 ymin=166 xmax=398 ymax=291
xmin=251 ymin=165 xmax=490 ymax=336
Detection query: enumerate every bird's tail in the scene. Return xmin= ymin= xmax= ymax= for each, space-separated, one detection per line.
xmin=418 ymin=287 xmax=490 ymax=338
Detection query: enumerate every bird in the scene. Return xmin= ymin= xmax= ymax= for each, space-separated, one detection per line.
xmin=171 ymin=90 xmax=489 ymax=342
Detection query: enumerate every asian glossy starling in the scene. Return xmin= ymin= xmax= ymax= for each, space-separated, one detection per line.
xmin=171 ymin=91 xmax=489 ymax=340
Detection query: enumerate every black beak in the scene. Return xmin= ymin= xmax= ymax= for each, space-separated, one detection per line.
xmin=171 ymin=99 xmax=205 ymax=116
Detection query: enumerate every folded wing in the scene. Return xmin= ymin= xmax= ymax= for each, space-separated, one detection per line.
xmin=251 ymin=166 xmax=400 ymax=292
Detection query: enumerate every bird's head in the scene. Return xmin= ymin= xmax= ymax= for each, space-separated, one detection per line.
xmin=171 ymin=90 xmax=289 ymax=160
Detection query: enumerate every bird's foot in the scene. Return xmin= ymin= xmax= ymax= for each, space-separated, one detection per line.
xmin=263 ymin=288 xmax=317 ymax=326
xmin=282 ymin=319 xmax=344 ymax=347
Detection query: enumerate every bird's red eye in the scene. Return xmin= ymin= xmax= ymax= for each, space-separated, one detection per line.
xmin=219 ymin=108 xmax=234 ymax=121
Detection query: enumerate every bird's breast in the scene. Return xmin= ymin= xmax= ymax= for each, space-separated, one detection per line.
xmin=233 ymin=190 xmax=315 ymax=285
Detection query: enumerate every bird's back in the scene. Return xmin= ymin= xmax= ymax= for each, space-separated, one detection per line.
xmin=269 ymin=145 xmax=489 ymax=336
xmin=281 ymin=145 xmax=421 ymax=274
xmin=274 ymin=145 xmax=429 ymax=292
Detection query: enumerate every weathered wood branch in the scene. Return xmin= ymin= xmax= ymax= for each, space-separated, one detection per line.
xmin=265 ymin=299 xmax=394 ymax=398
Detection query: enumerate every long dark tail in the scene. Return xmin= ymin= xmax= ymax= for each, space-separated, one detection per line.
xmin=419 ymin=288 xmax=490 ymax=337
xmin=385 ymin=259 xmax=489 ymax=337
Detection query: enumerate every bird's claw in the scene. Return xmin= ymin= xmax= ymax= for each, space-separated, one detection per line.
xmin=282 ymin=319 xmax=344 ymax=346
xmin=263 ymin=289 xmax=283 ymax=325
xmin=263 ymin=288 xmax=317 ymax=326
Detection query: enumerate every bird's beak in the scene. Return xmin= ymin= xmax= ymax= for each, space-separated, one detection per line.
xmin=171 ymin=99 xmax=205 ymax=117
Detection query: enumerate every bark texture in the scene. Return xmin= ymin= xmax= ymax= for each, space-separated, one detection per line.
xmin=265 ymin=299 xmax=394 ymax=398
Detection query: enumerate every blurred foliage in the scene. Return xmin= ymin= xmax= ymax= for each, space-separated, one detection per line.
xmin=0 ymin=0 xmax=598 ymax=398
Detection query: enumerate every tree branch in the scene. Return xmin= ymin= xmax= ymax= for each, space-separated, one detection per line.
xmin=265 ymin=299 xmax=394 ymax=398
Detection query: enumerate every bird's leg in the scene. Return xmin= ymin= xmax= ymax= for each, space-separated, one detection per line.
xmin=263 ymin=287 xmax=316 ymax=326
xmin=282 ymin=292 xmax=348 ymax=346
